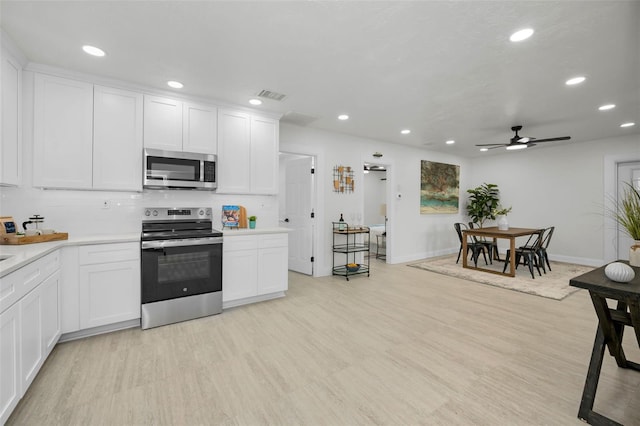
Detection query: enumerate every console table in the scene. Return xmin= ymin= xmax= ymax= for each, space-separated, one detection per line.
xmin=569 ymin=262 xmax=640 ymax=425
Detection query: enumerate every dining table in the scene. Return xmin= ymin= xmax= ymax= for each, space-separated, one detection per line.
xmin=570 ymin=262 xmax=640 ymax=425
xmin=461 ymin=226 xmax=543 ymax=277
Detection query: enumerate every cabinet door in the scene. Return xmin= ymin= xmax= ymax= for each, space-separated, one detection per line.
xmin=93 ymin=86 xmax=143 ymax=191
xmin=33 ymin=74 xmax=93 ymax=189
xmin=143 ymin=95 xmax=183 ymax=151
xmin=1 ymin=52 xmax=21 ymax=186
xmin=79 ymin=260 xmax=140 ymax=329
xmin=222 ymin=249 xmax=258 ymax=302
xmin=183 ymin=102 xmax=217 ymax=154
xmin=217 ymin=109 xmax=251 ymax=193
xmin=40 ymin=272 xmax=61 ymax=356
xmin=0 ymin=303 xmax=20 ymax=425
xmin=258 ymin=246 xmax=288 ymax=295
xmin=250 ymin=116 xmax=279 ymax=194
xmin=20 ymin=285 xmax=43 ymax=393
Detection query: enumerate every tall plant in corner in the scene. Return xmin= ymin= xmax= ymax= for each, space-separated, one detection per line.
xmin=466 ymin=183 xmax=500 ymax=228
xmin=613 ymin=183 xmax=640 ymax=241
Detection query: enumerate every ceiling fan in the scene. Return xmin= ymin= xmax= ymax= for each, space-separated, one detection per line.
xmin=476 ymin=125 xmax=571 ymax=150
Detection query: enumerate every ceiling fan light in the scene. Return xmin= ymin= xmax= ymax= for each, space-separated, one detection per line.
xmin=480 ymin=148 xmax=489 ymax=152
xmin=506 ymin=144 xmax=528 ymax=150
xmin=510 ymin=28 xmax=534 ymax=42
xmin=598 ymin=104 xmax=616 ymax=111
xmin=566 ymin=76 xmax=586 ymax=86
xmin=518 ymin=137 xmax=530 ymax=143
xmin=620 ymin=122 xmax=635 ymax=128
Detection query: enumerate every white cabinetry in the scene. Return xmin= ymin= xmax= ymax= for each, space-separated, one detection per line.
xmin=33 ymin=74 xmax=143 ymax=191
xmin=93 ymin=85 xmax=143 ymax=191
xmin=0 ymin=251 xmax=61 ymax=425
xmin=144 ymin=96 xmax=217 ymax=154
xmin=0 ymin=303 xmax=20 ymax=425
xmin=222 ymin=232 xmax=288 ymax=307
xmin=33 ymin=73 xmax=93 ymax=189
xmin=78 ymin=243 xmax=140 ymax=329
xmin=217 ymin=110 xmax=279 ymax=194
xmin=1 ymin=49 xmax=22 ymax=186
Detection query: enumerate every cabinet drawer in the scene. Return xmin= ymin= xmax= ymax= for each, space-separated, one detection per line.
xmin=223 ymin=235 xmax=258 ymax=252
xmin=79 ymin=242 xmax=139 ymax=265
xmin=1 ymin=251 xmax=60 ymax=313
xmin=258 ymin=234 xmax=288 ymax=249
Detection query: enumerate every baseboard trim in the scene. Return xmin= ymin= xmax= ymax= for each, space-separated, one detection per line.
xmin=59 ymin=319 xmax=141 ymax=343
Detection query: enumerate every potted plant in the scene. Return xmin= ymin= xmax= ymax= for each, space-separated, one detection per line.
xmin=611 ymin=183 xmax=640 ymax=266
xmin=493 ymin=205 xmax=512 ymax=230
xmin=249 ymin=215 xmax=257 ymax=229
xmin=466 ymin=183 xmax=500 ymax=228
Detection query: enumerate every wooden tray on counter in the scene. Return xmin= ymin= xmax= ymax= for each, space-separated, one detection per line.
xmin=0 ymin=232 xmax=68 ymax=245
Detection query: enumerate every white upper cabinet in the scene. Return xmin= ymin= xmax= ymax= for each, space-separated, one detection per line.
xmin=217 ymin=109 xmax=279 ymax=194
xmin=143 ymin=95 xmax=182 ymax=151
xmin=144 ymin=96 xmax=217 ymax=154
xmin=183 ymin=102 xmax=217 ymax=154
xmin=217 ymin=109 xmax=251 ymax=193
xmin=250 ymin=116 xmax=279 ymax=194
xmin=33 ymin=74 xmax=93 ymax=189
xmin=93 ymin=85 xmax=143 ymax=191
xmin=1 ymin=50 xmax=22 ymax=186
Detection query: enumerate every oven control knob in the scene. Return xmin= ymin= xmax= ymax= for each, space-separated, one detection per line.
xmin=144 ymin=209 xmax=150 ymax=216
xmin=183 ymin=288 xmax=188 ymax=292
xmin=152 ymin=210 xmax=158 ymax=216
xmin=199 ymin=209 xmax=204 ymax=216
xmin=205 ymin=209 xmax=211 ymax=216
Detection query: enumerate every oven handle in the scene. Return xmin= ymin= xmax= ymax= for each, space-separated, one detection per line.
xmin=141 ymin=237 xmax=223 ymax=249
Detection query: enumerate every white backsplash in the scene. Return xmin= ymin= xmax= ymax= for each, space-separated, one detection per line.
xmin=0 ymin=186 xmax=279 ymax=236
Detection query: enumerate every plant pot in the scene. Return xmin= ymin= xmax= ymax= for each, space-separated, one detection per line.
xmin=249 ymin=221 xmax=256 ymax=229
xmin=630 ymin=240 xmax=640 ymax=267
xmin=497 ymin=215 xmax=509 ymax=231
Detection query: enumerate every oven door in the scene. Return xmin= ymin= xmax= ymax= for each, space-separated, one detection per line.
xmin=141 ymin=237 xmax=222 ymax=304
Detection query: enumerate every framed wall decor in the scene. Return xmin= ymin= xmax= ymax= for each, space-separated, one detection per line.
xmin=332 ymin=165 xmax=354 ymax=193
xmin=420 ymin=160 xmax=460 ymax=214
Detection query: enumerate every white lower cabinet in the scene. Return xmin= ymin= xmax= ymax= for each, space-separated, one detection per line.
xmin=0 ymin=252 xmax=60 ymax=425
xmin=0 ymin=303 xmax=20 ymax=425
xmin=78 ymin=243 xmax=140 ymax=329
xmin=223 ymin=233 xmax=288 ymax=307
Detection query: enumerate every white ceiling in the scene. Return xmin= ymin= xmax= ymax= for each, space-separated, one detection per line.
xmin=2 ymin=1 xmax=638 ymax=157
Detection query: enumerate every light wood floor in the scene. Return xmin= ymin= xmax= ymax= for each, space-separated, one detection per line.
xmin=8 ymin=258 xmax=640 ymax=425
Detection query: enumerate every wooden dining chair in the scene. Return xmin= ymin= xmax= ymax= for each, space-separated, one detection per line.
xmin=454 ymin=223 xmax=489 ymax=266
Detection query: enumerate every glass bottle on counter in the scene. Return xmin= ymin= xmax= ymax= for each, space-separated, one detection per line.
xmin=338 ymin=213 xmax=345 ymax=231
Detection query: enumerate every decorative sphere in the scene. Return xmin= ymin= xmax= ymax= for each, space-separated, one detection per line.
xmin=604 ymin=262 xmax=636 ymax=283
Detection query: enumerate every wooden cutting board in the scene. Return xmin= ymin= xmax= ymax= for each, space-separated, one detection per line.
xmin=239 ymin=206 xmax=248 ymax=228
xmin=0 ymin=233 xmax=68 ymax=245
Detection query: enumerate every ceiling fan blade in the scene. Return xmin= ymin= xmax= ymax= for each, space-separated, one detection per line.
xmin=527 ymin=136 xmax=571 ymax=143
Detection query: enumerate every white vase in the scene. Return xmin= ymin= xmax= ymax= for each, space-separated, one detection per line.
xmin=630 ymin=240 xmax=640 ymax=267
xmin=497 ymin=215 xmax=509 ymax=230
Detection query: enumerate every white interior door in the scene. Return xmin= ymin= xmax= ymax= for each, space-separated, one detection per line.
xmin=285 ymin=156 xmax=314 ymax=275
xmin=617 ymin=161 xmax=640 ymax=259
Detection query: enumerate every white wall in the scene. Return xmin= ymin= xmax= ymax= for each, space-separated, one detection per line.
xmin=280 ymin=123 xmax=472 ymax=275
xmin=364 ymin=170 xmax=386 ymax=226
xmin=468 ymin=134 xmax=640 ymax=266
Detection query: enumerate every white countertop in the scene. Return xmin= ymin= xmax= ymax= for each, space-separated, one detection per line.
xmin=0 ymin=233 xmax=140 ymax=277
xmin=221 ymin=227 xmax=291 ymax=236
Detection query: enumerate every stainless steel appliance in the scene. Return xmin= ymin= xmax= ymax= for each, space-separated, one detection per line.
xmin=143 ymin=148 xmax=217 ymax=190
xmin=141 ymin=207 xmax=223 ymax=329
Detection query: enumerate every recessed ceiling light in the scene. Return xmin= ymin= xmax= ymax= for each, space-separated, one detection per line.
xmin=167 ymin=81 xmax=183 ymax=89
xmin=566 ymin=76 xmax=586 ymax=86
xmin=598 ymin=104 xmax=616 ymax=111
xmin=82 ymin=45 xmax=105 ymax=57
xmin=445 ymin=140 xmax=455 ymax=145
xmin=506 ymin=144 xmax=528 ymax=150
xmin=338 ymin=114 xmax=349 ymax=121
xmin=401 ymin=129 xmax=411 ymax=135
xmin=249 ymin=99 xmax=262 ymax=106
xmin=480 ymin=148 xmax=489 ymax=152
xmin=620 ymin=122 xmax=635 ymax=128
xmin=510 ymin=28 xmax=534 ymax=42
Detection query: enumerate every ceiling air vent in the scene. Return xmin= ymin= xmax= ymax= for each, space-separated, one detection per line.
xmin=256 ymin=89 xmax=287 ymax=101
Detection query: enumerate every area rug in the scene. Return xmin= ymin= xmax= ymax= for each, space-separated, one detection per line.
xmin=408 ymin=254 xmax=595 ymax=300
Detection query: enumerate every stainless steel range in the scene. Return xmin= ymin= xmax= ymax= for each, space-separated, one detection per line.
xmin=141 ymin=207 xmax=223 ymax=329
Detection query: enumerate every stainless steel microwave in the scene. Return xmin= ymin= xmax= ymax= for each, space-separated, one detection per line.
xmin=143 ymin=148 xmax=217 ymax=190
